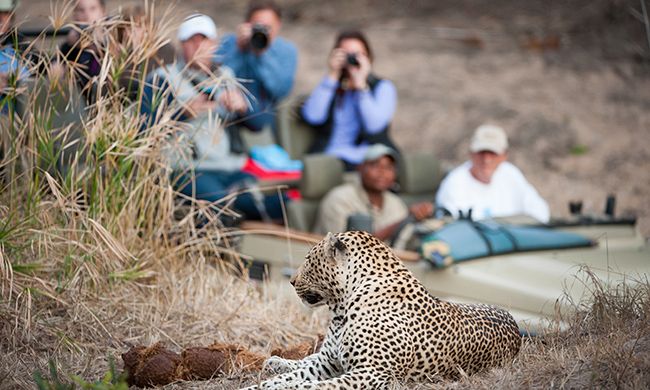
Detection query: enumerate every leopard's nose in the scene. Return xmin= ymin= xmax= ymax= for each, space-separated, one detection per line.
xmin=289 ymin=275 xmax=296 ymax=286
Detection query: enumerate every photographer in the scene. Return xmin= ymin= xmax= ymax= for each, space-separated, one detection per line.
xmin=214 ymin=0 xmax=297 ymax=137
xmin=301 ymin=29 xmax=398 ymax=169
xmin=56 ymin=0 xmax=108 ymax=102
xmin=141 ymin=14 xmax=286 ymax=221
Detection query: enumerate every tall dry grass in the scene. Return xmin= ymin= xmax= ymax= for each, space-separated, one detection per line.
xmin=1 ymin=2 xmax=327 ymax=388
xmin=1 ymin=2 xmax=649 ymax=389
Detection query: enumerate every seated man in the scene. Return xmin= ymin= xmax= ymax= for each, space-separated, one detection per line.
xmin=314 ymin=144 xmax=433 ymax=241
xmin=140 ymin=14 xmax=285 ymax=221
xmin=214 ymin=0 xmax=297 ymax=136
xmin=436 ymin=124 xmax=550 ymax=223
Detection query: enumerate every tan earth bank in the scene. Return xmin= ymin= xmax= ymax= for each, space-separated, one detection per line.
xmin=19 ymin=0 xmax=650 ymax=237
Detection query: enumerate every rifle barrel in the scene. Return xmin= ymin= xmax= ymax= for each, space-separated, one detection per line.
xmin=18 ymin=27 xmax=72 ymax=38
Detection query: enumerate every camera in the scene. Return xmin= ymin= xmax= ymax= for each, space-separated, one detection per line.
xmin=346 ymin=53 xmax=360 ymax=67
xmin=250 ymin=24 xmax=270 ymax=50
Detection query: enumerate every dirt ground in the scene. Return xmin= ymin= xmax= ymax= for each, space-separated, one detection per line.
xmin=17 ymin=0 xmax=650 ymax=237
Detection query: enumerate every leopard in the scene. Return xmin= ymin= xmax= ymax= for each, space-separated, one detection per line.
xmin=243 ymin=231 xmax=521 ymax=389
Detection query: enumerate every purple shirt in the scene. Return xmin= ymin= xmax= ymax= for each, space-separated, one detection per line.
xmin=302 ymin=76 xmax=397 ymax=164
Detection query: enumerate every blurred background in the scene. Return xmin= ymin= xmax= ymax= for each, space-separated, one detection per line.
xmin=15 ymin=0 xmax=650 ymax=236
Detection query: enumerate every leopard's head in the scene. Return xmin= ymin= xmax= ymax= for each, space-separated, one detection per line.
xmin=289 ymin=232 xmax=348 ymax=308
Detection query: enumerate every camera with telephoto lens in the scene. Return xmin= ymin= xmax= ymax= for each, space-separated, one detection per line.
xmin=250 ymin=24 xmax=270 ymax=50
xmin=346 ymin=53 xmax=360 ymax=67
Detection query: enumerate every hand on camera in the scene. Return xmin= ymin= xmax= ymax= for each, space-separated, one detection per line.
xmin=185 ymin=93 xmax=218 ymax=118
xmin=409 ymin=202 xmax=435 ymax=221
xmin=327 ymin=48 xmax=346 ymax=81
xmin=236 ymin=22 xmax=253 ymax=51
xmin=219 ymin=89 xmax=248 ymax=114
xmin=65 ymin=29 xmax=81 ymax=46
xmin=347 ymin=53 xmax=371 ymax=90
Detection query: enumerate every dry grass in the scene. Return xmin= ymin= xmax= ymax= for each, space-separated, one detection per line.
xmin=1 ymin=2 xmax=326 ymax=388
xmin=1 ymin=2 xmax=649 ymax=389
xmin=416 ymin=271 xmax=650 ymax=390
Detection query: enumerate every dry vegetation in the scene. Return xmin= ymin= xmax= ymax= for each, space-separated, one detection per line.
xmin=2 ymin=1 xmax=650 ymax=389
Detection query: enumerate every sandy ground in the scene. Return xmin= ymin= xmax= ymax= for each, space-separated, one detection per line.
xmin=16 ymin=0 xmax=650 ymax=237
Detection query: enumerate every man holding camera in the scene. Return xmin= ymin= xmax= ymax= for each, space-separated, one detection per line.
xmin=140 ymin=14 xmax=287 ymax=221
xmin=215 ymin=0 xmax=297 ymax=138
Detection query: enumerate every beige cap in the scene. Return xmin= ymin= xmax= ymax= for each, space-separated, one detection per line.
xmin=177 ymin=14 xmax=218 ymax=42
xmin=469 ymin=124 xmax=508 ymax=154
xmin=0 ymin=0 xmax=16 ymax=12
xmin=363 ymin=144 xmax=398 ymax=163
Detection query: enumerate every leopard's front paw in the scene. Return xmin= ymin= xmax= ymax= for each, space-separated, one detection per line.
xmin=263 ymin=355 xmax=298 ymax=374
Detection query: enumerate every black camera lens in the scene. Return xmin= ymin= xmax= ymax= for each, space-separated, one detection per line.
xmin=346 ymin=53 xmax=360 ymax=67
xmin=250 ymin=24 xmax=269 ymax=50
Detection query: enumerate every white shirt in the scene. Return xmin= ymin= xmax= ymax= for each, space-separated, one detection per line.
xmin=435 ymin=161 xmax=550 ymax=223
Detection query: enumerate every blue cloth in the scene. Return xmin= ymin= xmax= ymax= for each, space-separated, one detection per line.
xmin=140 ymin=72 xmax=184 ymax=127
xmin=215 ymin=34 xmax=297 ymax=132
xmin=301 ymin=76 xmax=397 ymax=165
xmin=420 ymin=220 xmax=594 ymax=267
xmin=1 ymin=46 xmax=30 ymax=115
xmin=174 ymin=170 xmax=287 ymax=220
xmin=0 ymin=46 xmax=29 ymax=75
xmin=250 ymin=144 xmax=303 ymax=171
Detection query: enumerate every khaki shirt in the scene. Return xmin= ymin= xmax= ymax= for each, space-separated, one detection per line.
xmin=314 ymin=181 xmax=408 ymax=235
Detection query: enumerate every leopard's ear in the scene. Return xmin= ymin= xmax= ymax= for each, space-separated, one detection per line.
xmin=324 ymin=232 xmax=347 ymax=264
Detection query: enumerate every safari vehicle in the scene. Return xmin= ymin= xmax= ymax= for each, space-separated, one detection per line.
xmin=235 ymin=101 xmax=650 ymax=335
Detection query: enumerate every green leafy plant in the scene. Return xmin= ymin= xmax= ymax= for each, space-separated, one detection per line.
xmin=569 ymin=144 xmax=589 ymax=156
xmin=34 ymin=358 xmax=129 ymax=390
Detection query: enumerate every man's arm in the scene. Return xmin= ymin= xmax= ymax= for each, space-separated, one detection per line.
xmin=521 ymin=181 xmax=550 ymax=223
xmin=435 ymin=177 xmax=462 ymax=219
xmin=374 ymin=202 xmax=433 ymax=241
xmin=251 ymin=38 xmax=297 ymax=100
xmin=314 ymin=189 xmax=354 ymax=234
xmin=216 ymin=35 xmax=297 ymax=101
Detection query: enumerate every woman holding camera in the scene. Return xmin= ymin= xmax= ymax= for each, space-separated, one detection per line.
xmin=301 ymin=29 xmax=398 ymax=169
xmin=57 ymin=0 xmax=108 ymax=102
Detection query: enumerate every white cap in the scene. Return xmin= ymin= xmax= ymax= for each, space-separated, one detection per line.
xmin=177 ymin=14 xmax=218 ymax=42
xmin=363 ymin=144 xmax=398 ymax=163
xmin=469 ymin=124 xmax=508 ymax=154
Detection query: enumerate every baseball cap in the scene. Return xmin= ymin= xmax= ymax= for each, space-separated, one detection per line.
xmin=469 ymin=124 xmax=508 ymax=154
xmin=0 ymin=0 xmax=16 ymax=12
xmin=363 ymin=144 xmax=398 ymax=163
xmin=177 ymin=14 xmax=218 ymax=42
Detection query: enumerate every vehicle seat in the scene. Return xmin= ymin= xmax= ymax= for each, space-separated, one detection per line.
xmin=228 ymin=96 xmax=311 ymax=156
xmin=277 ymin=96 xmax=315 ymax=160
xmin=237 ymin=124 xmax=277 ymax=151
xmin=397 ymin=152 xmax=443 ymax=205
xmin=287 ymin=154 xmax=344 ymax=232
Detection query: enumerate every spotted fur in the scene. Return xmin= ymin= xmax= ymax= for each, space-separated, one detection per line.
xmin=245 ymin=231 xmax=521 ymax=389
